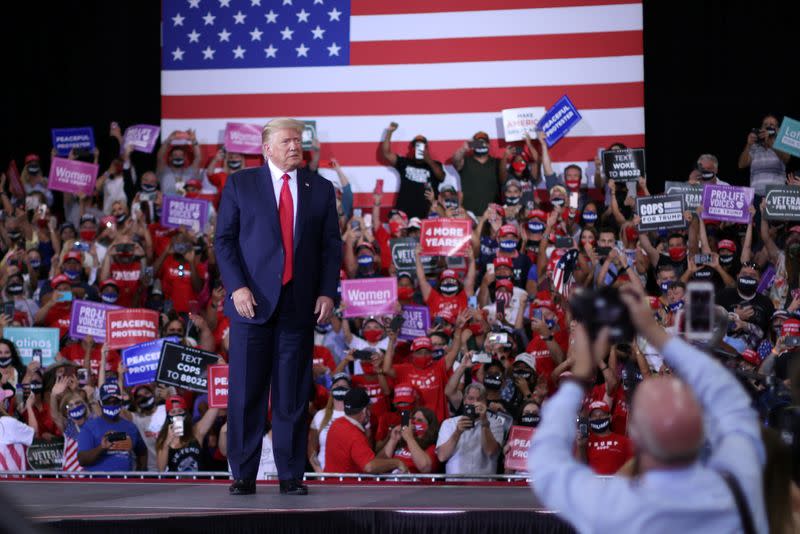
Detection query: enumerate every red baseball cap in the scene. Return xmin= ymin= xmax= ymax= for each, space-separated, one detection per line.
xmin=533 ymin=290 xmax=555 ymax=311
xmin=356 ymin=242 xmax=375 ymax=253
xmin=100 ymin=215 xmax=117 ymax=228
xmin=718 ymin=239 xmax=737 ymax=252
xmin=50 ymin=274 xmax=71 ymax=289
xmin=493 ymin=256 xmax=513 ymax=269
xmin=410 ymin=337 xmax=433 ymax=352
xmin=393 ymin=383 xmax=417 ymax=405
xmin=99 ymin=279 xmax=119 ymax=290
xmin=166 ymin=395 xmax=187 ymax=411
xmin=185 ymin=179 xmax=203 ymax=190
xmin=490 ymin=204 xmax=506 ymax=218
xmin=495 ymin=279 xmax=514 ymax=291
xmin=588 ymin=400 xmax=610 ymax=414
xmin=63 ymin=251 xmax=83 ymax=263
xmin=499 ymin=224 xmax=518 ymax=237
xmin=741 ymin=349 xmax=760 ymax=366
xmin=24 ymin=154 xmax=40 ymax=164
xmin=527 ymin=209 xmax=547 ymax=221
xmin=624 ymin=226 xmax=639 ymax=243
xmin=781 ymin=318 xmax=800 ymax=337
xmin=439 ymin=269 xmax=458 ymax=281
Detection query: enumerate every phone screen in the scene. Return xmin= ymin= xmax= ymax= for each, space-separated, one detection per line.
xmin=569 ymin=192 xmax=579 ymax=208
xmin=401 ymin=410 xmax=410 ymax=427
xmin=375 ymin=179 xmax=384 ymax=195
xmin=688 ymin=287 xmax=712 ymax=333
xmin=468 ymin=296 xmax=478 ymax=309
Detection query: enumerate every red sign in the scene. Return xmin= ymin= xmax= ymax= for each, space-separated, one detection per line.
xmin=208 ymin=364 xmax=229 ymax=408
xmin=419 ymin=218 xmax=471 ymax=256
xmin=504 ymin=425 xmax=535 ymax=472
xmin=104 ymin=309 xmax=159 ymax=350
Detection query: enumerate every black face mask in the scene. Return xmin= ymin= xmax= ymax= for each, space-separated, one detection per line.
xmin=505 ymin=196 xmax=521 ymax=206
xmin=331 ymin=386 xmax=349 ymax=401
xmin=173 ymin=242 xmax=191 ymax=255
xmin=443 ymin=199 xmax=459 ymax=210
xmin=137 ymin=396 xmax=155 ymax=410
xmin=141 ymin=183 xmax=157 ymax=193
xmin=432 ymin=348 xmax=446 ymax=360
xmin=6 ymin=283 xmax=24 ymax=296
xmin=484 ymin=373 xmax=503 ymax=390
xmin=0 ymin=357 xmax=13 ymax=368
xmin=737 ymin=276 xmax=758 ymax=297
xmin=589 ymin=417 xmax=611 ymax=434
xmin=520 ymin=413 xmax=541 ymax=427
xmin=719 ymin=254 xmax=734 ymax=266
xmin=27 ymin=164 xmax=41 ymax=175
xmin=473 ymin=144 xmax=489 ymax=156
xmin=227 ymin=160 xmax=243 ymax=170
xmin=9 ymin=231 xmax=22 ymax=242
xmin=513 ymin=369 xmax=533 ymax=381
xmin=700 ymin=170 xmax=715 ymax=181
xmin=439 ymin=283 xmax=459 ymax=296
xmin=171 ymin=158 xmax=185 ymax=168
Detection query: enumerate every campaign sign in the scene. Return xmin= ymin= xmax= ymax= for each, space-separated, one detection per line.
xmin=501 ymin=106 xmax=547 ymax=142
xmin=105 ymin=309 xmax=160 ymax=350
xmin=68 ymin=300 xmax=122 ymax=342
xmin=341 ymin=278 xmax=397 ymax=318
xmin=302 ymin=120 xmax=317 ymax=150
xmin=27 ymin=438 xmax=64 ymax=470
xmin=48 ymin=158 xmax=98 ymax=195
xmin=399 ymin=305 xmax=430 ymax=341
xmin=390 ymin=238 xmax=417 ymax=274
xmin=664 ymin=181 xmax=703 ymax=210
xmin=701 ymin=184 xmax=754 ymax=224
xmin=162 ymin=195 xmax=209 ymax=232
xmin=419 ymin=218 xmax=471 ymax=257
xmin=51 ymin=126 xmax=95 ymax=156
xmin=538 ymin=95 xmax=582 ymax=147
xmin=3 ymin=327 xmax=60 ymax=366
xmin=602 ymin=149 xmax=646 ymax=180
xmin=504 ymin=425 xmax=535 ymax=472
xmin=208 ymin=364 xmax=229 ymax=408
xmin=224 ymin=122 xmax=263 ymax=155
xmin=774 ymin=116 xmax=800 ymax=158
xmin=764 ymin=185 xmax=800 ymax=221
xmin=123 ymin=124 xmax=161 ymax=153
xmin=636 ymin=194 xmax=686 ymax=232
xmin=122 ymin=338 xmax=169 ymax=387
xmin=156 ymin=341 xmax=219 ymax=393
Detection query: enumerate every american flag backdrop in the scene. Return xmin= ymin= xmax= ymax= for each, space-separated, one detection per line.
xmin=161 ymin=0 xmax=644 ymax=206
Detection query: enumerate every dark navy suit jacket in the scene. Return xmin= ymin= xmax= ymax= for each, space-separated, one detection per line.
xmin=215 ymin=164 xmax=342 ymax=325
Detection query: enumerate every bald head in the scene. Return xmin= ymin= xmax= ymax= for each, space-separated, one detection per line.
xmin=630 ymin=377 xmax=704 ymax=465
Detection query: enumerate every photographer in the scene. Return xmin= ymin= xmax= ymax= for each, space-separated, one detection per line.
xmin=738 ymin=114 xmax=790 ymax=196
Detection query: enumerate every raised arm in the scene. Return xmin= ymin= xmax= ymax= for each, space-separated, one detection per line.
xmin=381 ymin=122 xmax=398 ymax=166
xmin=414 ymin=243 xmax=433 ymax=301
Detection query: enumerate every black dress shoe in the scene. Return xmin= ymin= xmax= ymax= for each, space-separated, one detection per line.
xmin=229 ymin=479 xmax=256 ymax=495
xmin=279 ymin=479 xmax=308 ymax=496
xmin=294 ymin=479 xmax=309 ymax=492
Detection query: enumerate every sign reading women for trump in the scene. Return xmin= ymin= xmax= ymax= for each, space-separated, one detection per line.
xmin=162 ymin=195 xmax=209 ymax=232
xmin=701 ymin=184 xmax=754 ymax=224
xmin=341 ymin=278 xmax=397 ymax=318
xmin=48 ymin=158 xmax=98 ymax=195
xmin=105 ymin=309 xmax=160 ymax=350
xmin=223 ymin=122 xmax=263 ymax=154
xmin=69 ymin=300 xmax=122 ymax=342
xmin=420 ymin=219 xmax=472 ymax=256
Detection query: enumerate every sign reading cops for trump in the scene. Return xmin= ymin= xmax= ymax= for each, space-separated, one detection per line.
xmin=400 ymin=305 xmax=430 ymax=341
xmin=636 ymin=194 xmax=686 ymax=232
xmin=774 ymin=116 xmax=800 ymax=158
xmin=420 ymin=219 xmax=471 ymax=257
xmin=3 ymin=327 xmax=60 ymax=366
xmin=538 ymin=95 xmax=582 ymax=147
xmin=156 ymin=342 xmax=219 ymax=393
xmin=701 ymin=184 xmax=754 ymax=224
xmin=51 ymin=127 xmax=95 ymax=156
xmin=341 ymin=278 xmax=397 ymax=318
xmin=664 ymin=181 xmax=703 ymax=210
xmin=223 ymin=122 xmax=262 ymax=155
xmin=162 ymin=195 xmax=209 ymax=232
xmin=302 ymin=120 xmax=317 ymax=150
xmin=501 ymin=107 xmax=546 ymax=142
xmin=602 ymin=149 xmax=646 ymax=180
xmin=123 ymin=338 xmax=170 ymax=387
xmin=765 ymin=185 xmax=800 ymax=221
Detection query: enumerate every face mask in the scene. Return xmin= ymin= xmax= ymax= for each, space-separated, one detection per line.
xmin=413 ymin=420 xmax=428 ymax=437
xmin=551 ymin=197 xmax=565 ymax=208
xmin=511 ymin=161 xmax=527 ymax=174
xmin=27 ymin=164 xmax=41 ymax=175
xmin=173 ymin=242 xmax=191 ymax=255
xmin=227 ymin=160 xmax=243 ymax=170
xmin=116 ymin=214 xmax=128 ymax=225
xmin=496 ymin=291 xmax=511 ymax=305
xmin=659 ymin=281 xmax=673 ymax=294
xmin=0 ymin=357 xmax=13 ymax=368
xmin=331 ymin=386 xmax=349 ymax=401
xmin=388 ymin=220 xmax=404 ymax=236
xmin=102 ymin=403 xmax=122 ymax=419
xmin=499 ymin=239 xmax=518 ymax=252
xmin=138 ymin=396 xmax=155 ymax=410
xmin=101 ymin=292 xmax=119 ymax=304
xmin=668 ymin=246 xmax=686 ymax=262
xmin=432 ymin=347 xmax=446 ymax=360
xmin=141 ymin=183 xmax=157 ymax=193
xmin=765 ymin=127 xmax=777 ymax=136
xmin=473 ymin=144 xmax=489 ymax=156
xmin=413 ymin=354 xmax=433 ymax=369
xmin=439 ymin=282 xmax=459 ymax=296
xmin=6 ymin=283 xmax=23 ymax=296
xmin=468 ymin=323 xmax=483 ymax=335
xmin=361 ymin=362 xmax=375 ymax=375
xmin=520 ymin=413 xmax=541 ymax=427
xmin=582 ymin=211 xmax=598 ymax=224
xmin=8 ymin=231 xmax=22 ymax=242
xmin=545 ymin=318 xmax=557 ymax=329
xmin=527 ymin=221 xmax=545 ymax=234
xmin=64 ymin=268 xmax=81 ymax=281
xmin=171 ymin=157 xmax=185 ymax=168
xmin=526 ymin=241 xmax=539 ymax=254
xmin=668 ymin=300 xmax=684 ymax=312
xmin=357 ymin=255 xmax=374 ymax=267
xmin=315 ymin=323 xmax=333 ymax=335
xmin=398 ymin=286 xmax=414 ymax=300
xmin=30 ymin=382 xmax=43 ymax=393
xmin=443 ymin=199 xmax=459 ymax=210
xmin=513 ymin=369 xmax=533 ymax=381
xmin=80 ymin=229 xmax=97 ymax=242
xmin=719 ymin=254 xmax=734 ymax=266
xmin=363 ymin=329 xmax=383 ymax=343
xmin=738 ymin=276 xmax=758 ymax=297
xmin=68 ymin=404 xmax=87 ymax=420
xmin=484 ymin=373 xmax=503 ymax=390
xmin=30 ymin=260 xmax=41 ymax=270
xmin=505 ymin=196 xmax=521 ymax=206
xmin=589 ymin=417 xmax=611 ymax=434
xmin=700 ymin=169 xmax=715 ymax=180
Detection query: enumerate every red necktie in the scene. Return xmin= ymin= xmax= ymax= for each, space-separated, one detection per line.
xmin=279 ymin=173 xmax=294 ymax=285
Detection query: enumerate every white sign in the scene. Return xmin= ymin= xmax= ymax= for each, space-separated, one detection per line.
xmin=502 ymin=107 xmax=546 ymax=142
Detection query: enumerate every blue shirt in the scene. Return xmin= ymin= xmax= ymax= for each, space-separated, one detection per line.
xmin=77 ymin=416 xmax=146 ymax=472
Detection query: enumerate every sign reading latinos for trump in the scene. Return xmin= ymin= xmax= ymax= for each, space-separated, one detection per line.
xmin=48 ymin=158 xmax=98 ymax=195
xmin=156 ymin=341 xmax=219 ymax=393
xmin=208 ymin=364 xmax=229 ymax=408
xmin=51 ymin=126 xmax=95 ymax=156
xmin=701 ymin=184 xmax=754 ymax=224
xmin=420 ymin=219 xmax=472 ymax=257
xmin=774 ymin=116 xmax=800 ymax=158
xmin=162 ymin=195 xmax=209 ymax=232
xmin=602 ymin=148 xmax=646 ymax=180
xmin=68 ymin=300 xmax=122 ymax=342
xmin=636 ymin=194 xmax=686 ymax=232
xmin=105 ymin=309 xmax=160 ymax=350
xmin=538 ymin=95 xmax=582 ymax=147
xmin=664 ymin=181 xmax=703 ymax=210
xmin=122 ymin=338 xmax=172 ymax=387
xmin=504 ymin=425 xmax=535 ymax=472
xmin=223 ymin=122 xmax=263 ymax=155
xmin=341 ymin=278 xmax=397 ymax=318
xmin=764 ymin=185 xmax=800 ymax=221
xmin=3 ymin=327 xmax=60 ymax=366
xmin=399 ymin=305 xmax=430 ymax=341
xmin=123 ymin=124 xmax=161 ymax=153
xmin=501 ymin=107 xmax=547 ymax=142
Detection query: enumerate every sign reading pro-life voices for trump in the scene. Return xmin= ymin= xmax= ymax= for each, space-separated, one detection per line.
xmin=419 ymin=219 xmax=471 ymax=257
xmin=701 ymin=184 xmax=754 ymax=224
xmin=48 ymin=158 xmax=98 ymax=195
xmin=68 ymin=300 xmax=122 ymax=342
xmin=123 ymin=124 xmax=161 ymax=153
xmin=399 ymin=305 xmax=430 ymax=341
xmin=223 ymin=122 xmax=263 ymax=154
xmin=162 ymin=195 xmax=210 ymax=232
xmin=341 ymin=278 xmax=397 ymax=318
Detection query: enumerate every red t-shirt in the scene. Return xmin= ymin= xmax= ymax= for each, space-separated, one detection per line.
xmin=351 ymin=374 xmax=393 ymax=429
xmin=393 ymin=443 xmax=440 ymax=474
xmin=312 ymin=345 xmax=336 ymax=372
xmin=213 ymin=312 xmax=230 ymax=358
xmin=109 ymin=261 xmax=142 ymax=307
xmin=44 ymin=302 xmax=72 ymax=338
xmin=586 ymin=432 xmax=633 ymax=475
xmin=159 ymin=256 xmax=208 ymax=313
xmin=324 ymin=417 xmax=375 ymax=473
xmin=24 ymin=403 xmax=62 ymax=439
xmin=148 ymin=223 xmax=175 ymax=259
xmin=374 ymin=225 xmax=392 ymax=275
xmin=392 ymin=359 xmax=450 ymax=423
xmin=425 ymin=290 xmax=467 ymax=320
xmin=375 ymin=411 xmax=402 ymax=442
xmin=61 ymin=344 xmax=121 ymax=379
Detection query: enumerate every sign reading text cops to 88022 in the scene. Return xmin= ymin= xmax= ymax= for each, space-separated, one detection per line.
xmin=636 ymin=194 xmax=686 ymax=232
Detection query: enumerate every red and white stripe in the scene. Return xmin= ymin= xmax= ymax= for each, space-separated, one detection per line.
xmin=0 ymin=443 xmax=27 ymax=472
xmin=162 ymin=1 xmax=643 ymax=207
xmin=62 ymin=435 xmax=83 ymax=472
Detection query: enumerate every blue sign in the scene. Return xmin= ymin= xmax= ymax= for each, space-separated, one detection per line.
xmin=774 ymin=116 xmax=800 ymax=159
xmin=122 ymin=338 xmax=169 ymax=387
xmin=51 ymin=127 xmax=95 ymax=156
xmin=538 ymin=95 xmax=582 ymax=148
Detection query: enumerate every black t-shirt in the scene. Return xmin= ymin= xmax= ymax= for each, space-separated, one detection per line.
xmin=716 ymin=288 xmax=774 ymax=334
xmin=167 ymin=439 xmax=202 ymax=472
xmin=394 ymin=155 xmax=442 ymax=219
xmin=656 ymin=254 xmax=688 ymax=278
xmin=688 ymin=266 xmax=725 ymax=293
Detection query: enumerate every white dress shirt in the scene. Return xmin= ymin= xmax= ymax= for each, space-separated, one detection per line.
xmin=267 ymin=158 xmax=298 ymax=236
xmin=528 ymin=337 xmax=768 ymax=534
xmin=436 ymin=412 xmax=505 ymax=476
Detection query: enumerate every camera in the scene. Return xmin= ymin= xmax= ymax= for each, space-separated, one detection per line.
xmin=463 ymin=404 xmax=478 ymax=419
xmin=569 ymin=286 xmax=634 ymax=343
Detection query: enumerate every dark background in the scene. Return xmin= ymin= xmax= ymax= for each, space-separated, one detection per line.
xmin=1 ymin=1 xmax=798 ymax=189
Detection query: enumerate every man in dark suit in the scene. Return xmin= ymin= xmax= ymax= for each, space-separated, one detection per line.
xmin=216 ymin=117 xmax=342 ymax=495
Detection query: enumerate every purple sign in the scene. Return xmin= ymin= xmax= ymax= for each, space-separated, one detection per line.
xmin=701 ymin=184 xmax=754 ymax=224
xmin=399 ymin=305 xmax=430 ymax=341
xmin=224 ymin=122 xmax=263 ymax=155
xmin=341 ymin=278 xmax=397 ymax=318
xmin=68 ymin=300 xmax=122 ymax=342
xmin=48 ymin=158 xmax=98 ymax=195
xmin=123 ymin=124 xmax=161 ymax=153
xmin=162 ymin=195 xmax=210 ymax=232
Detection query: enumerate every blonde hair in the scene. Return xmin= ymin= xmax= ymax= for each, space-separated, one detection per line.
xmin=262 ymin=117 xmax=305 ymax=145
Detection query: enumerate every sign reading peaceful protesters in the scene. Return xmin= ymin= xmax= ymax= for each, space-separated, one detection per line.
xmin=122 ymin=338 xmax=173 ymax=387
xmin=636 ymin=194 xmax=686 ymax=232
xmin=764 ymin=185 xmax=800 ymax=221
xmin=504 ymin=425 xmax=535 ymax=472
xmin=664 ymin=181 xmax=703 ymax=210
xmin=51 ymin=126 xmax=95 ymax=156
xmin=224 ymin=122 xmax=263 ymax=154
xmin=123 ymin=124 xmax=161 ymax=153
xmin=162 ymin=195 xmax=209 ymax=232
xmin=156 ymin=341 xmax=219 ymax=393
xmin=3 ymin=327 xmax=60 ymax=366
xmin=419 ymin=219 xmax=471 ymax=257
xmin=208 ymin=364 xmax=229 ymax=408
xmin=48 ymin=158 xmax=98 ymax=195
xmin=773 ymin=116 xmax=800 ymax=158
xmin=68 ymin=300 xmax=122 ymax=342
xmin=341 ymin=278 xmax=397 ymax=318
xmin=538 ymin=95 xmax=582 ymax=147
xmin=105 ymin=309 xmax=160 ymax=350
xmin=501 ymin=106 xmax=547 ymax=142
xmin=601 ymin=148 xmax=646 ymax=180
xmin=399 ymin=305 xmax=430 ymax=341
xmin=701 ymin=184 xmax=754 ymax=224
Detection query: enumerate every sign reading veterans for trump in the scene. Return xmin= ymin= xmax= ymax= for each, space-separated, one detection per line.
xmin=162 ymin=195 xmax=209 ymax=232
xmin=105 ymin=309 xmax=160 ymax=350
xmin=156 ymin=342 xmax=218 ymax=393
xmin=302 ymin=120 xmax=317 ymax=150
xmin=399 ymin=305 xmax=430 ymax=341
xmin=69 ymin=300 xmax=122 ymax=342
xmin=390 ymin=238 xmax=417 ymax=274
xmin=420 ymin=219 xmax=471 ymax=257
xmin=602 ymin=148 xmax=646 ymax=180
xmin=341 ymin=278 xmax=397 ymax=318
xmin=27 ymin=438 xmax=64 ymax=471
xmin=48 ymin=158 xmax=98 ymax=195
xmin=3 ymin=327 xmax=60 ymax=366
xmin=51 ymin=126 xmax=95 ymax=156
xmin=123 ymin=124 xmax=161 ymax=153
xmin=701 ymin=184 xmax=754 ymax=224
xmin=664 ymin=181 xmax=703 ymax=210
xmin=223 ymin=122 xmax=263 ymax=155
xmin=501 ymin=106 xmax=547 ymax=142
xmin=774 ymin=116 xmax=800 ymax=158
xmin=764 ymin=185 xmax=800 ymax=221
xmin=636 ymin=194 xmax=686 ymax=232
xmin=208 ymin=365 xmax=229 ymax=408
xmin=538 ymin=95 xmax=582 ymax=147
xmin=122 ymin=338 xmax=171 ymax=387
xmin=504 ymin=425 xmax=535 ymax=472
